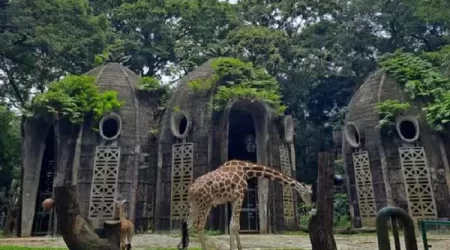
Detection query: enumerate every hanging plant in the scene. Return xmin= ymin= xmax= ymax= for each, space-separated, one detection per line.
xmin=27 ymin=75 xmax=124 ymax=124
xmin=188 ymin=57 xmax=286 ymax=116
xmin=377 ymin=47 xmax=450 ymax=131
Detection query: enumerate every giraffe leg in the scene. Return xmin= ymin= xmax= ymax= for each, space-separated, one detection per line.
xmin=194 ymin=206 xmax=211 ymax=250
xmin=229 ymin=198 xmax=243 ymax=250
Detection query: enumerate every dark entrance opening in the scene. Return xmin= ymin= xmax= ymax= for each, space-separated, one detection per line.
xmin=31 ymin=126 xmax=55 ymax=236
xmin=228 ymin=108 xmax=259 ymax=233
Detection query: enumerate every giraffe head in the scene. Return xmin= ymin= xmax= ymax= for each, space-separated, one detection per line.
xmin=294 ymin=183 xmax=313 ymax=206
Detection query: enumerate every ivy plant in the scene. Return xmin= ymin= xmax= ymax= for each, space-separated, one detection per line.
xmin=137 ymin=76 xmax=160 ymax=91
xmin=376 ymin=100 xmax=410 ymax=130
xmin=28 ymin=75 xmax=124 ymax=124
xmin=378 ymin=48 xmax=450 ymax=131
xmin=188 ymin=57 xmax=286 ymax=115
xmin=137 ymin=76 xmax=170 ymax=111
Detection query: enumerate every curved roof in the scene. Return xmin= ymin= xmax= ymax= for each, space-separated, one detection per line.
xmin=344 ymin=69 xmax=410 ymax=147
xmin=83 ymin=62 xmax=140 ymax=146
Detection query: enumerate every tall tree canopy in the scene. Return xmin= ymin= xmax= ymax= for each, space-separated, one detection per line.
xmin=0 ymin=0 xmax=449 ymax=184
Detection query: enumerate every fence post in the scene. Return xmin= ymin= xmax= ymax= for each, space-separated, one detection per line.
xmin=308 ymin=152 xmax=338 ymax=250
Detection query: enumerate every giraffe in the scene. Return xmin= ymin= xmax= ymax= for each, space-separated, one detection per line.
xmin=177 ymin=159 xmax=314 ymax=250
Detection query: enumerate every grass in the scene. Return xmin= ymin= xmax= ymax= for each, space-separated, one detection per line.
xmin=0 ymin=247 xmax=204 ymax=250
xmin=0 ymin=247 xmax=67 ymax=250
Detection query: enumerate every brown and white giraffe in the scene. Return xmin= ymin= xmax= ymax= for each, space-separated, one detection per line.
xmin=177 ymin=159 xmax=314 ymax=250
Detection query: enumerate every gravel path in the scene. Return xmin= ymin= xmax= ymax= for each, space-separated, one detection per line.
xmin=1 ymin=233 xmax=449 ymax=249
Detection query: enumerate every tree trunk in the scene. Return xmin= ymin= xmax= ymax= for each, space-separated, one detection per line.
xmin=52 ymin=117 xmax=119 ymax=250
xmin=308 ymin=152 xmax=338 ymax=250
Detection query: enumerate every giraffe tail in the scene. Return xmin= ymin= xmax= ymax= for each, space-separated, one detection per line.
xmin=177 ymin=220 xmax=189 ymax=250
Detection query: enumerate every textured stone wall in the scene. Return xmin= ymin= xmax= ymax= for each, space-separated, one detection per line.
xmin=343 ymin=71 xmax=386 ymax=227
xmin=343 ymin=69 xmax=450 ymax=227
xmin=155 ymin=60 xmax=215 ymax=231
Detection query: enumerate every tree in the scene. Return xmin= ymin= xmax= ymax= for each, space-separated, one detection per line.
xmin=0 ymin=0 xmax=110 ymax=108
xmin=0 ymin=106 xmax=20 ymax=206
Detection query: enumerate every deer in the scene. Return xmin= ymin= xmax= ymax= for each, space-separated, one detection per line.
xmin=115 ymin=199 xmax=135 ymax=250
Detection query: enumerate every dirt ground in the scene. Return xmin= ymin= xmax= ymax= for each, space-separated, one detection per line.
xmin=0 ymin=233 xmax=449 ymax=250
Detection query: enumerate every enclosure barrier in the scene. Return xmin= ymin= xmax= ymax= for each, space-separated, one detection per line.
xmin=419 ymin=220 xmax=450 ymax=250
xmin=376 ymin=207 xmax=418 ymax=250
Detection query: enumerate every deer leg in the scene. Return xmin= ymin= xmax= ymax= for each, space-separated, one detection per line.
xmin=194 ymin=206 xmax=211 ymax=250
xmin=230 ymin=198 xmax=244 ymax=250
xmin=120 ymin=232 xmax=125 ymax=250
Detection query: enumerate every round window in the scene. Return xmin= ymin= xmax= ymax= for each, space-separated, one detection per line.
xmin=396 ymin=117 xmax=420 ymax=143
xmin=99 ymin=113 xmax=122 ymax=140
xmin=170 ymin=111 xmax=191 ymax=139
xmin=344 ymin=122 xmax=361 ymax=148
xmin=282 ymin=116 xmax=294 ymax=143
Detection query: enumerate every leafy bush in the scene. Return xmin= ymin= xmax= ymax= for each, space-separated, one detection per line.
xmin=188 ymin=57 xmax=286 ymax=115
xmin=28 ymin=75 xmax=124 ymax=124
xmin=376 ymin=100 xmax=411 ymax=132
xmin=333 ymin=193 xmax=351 ymax=228
xmin=138 ymin=76 xmax=161 ymax=91
xmin=378 ymin=49 xmax=450 ymax=131
xmin=334 ymin=159 xmax=346 ymax=176
xmin=0 ymin=106 xmax=21 ymax=208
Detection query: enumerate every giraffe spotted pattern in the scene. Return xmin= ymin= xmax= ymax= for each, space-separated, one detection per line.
xmin=178 ymin=160 xmax=313 ymax=250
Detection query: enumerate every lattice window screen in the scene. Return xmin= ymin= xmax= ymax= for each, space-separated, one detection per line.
xmin=352 ymin=151 xmax=377 ymax=226
xmin=170 ymin=143 xmax=194 ymax=220
xmin=88 ymin=146 xmax=121 ymax=219
xmin=280 ymin=144 xmax=295 ymax=223
xmin=399 ymin=147 xmax=437 ymax=219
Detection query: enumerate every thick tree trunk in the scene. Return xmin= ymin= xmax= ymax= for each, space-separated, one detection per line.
xmin=52 ymin=117 xmax=119 ymax=250
xmin=308 ymin=152 xmax=337 ymax=250
xmin=54 ymin=186 xmax=118 ymax=250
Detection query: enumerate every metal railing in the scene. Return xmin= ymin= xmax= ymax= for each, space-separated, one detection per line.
xmin=418 ymin=220 xmax=450 ymax=250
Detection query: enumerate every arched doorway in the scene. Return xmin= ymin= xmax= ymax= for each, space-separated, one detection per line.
xmin=228 ymin=108 xmax=259 ymax=233
xmin=31 ymin=126 xmax=55 ymax=236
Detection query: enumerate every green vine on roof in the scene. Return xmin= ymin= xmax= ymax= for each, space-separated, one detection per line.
xmin=378 ymin=47 xmax=450 ymax=131
xmin=137 ymin=76 xmax=170 ymax=111
xmin=188 ymin=57 xmax=286 ymax=115
xmin=375 ymin=100 xmax=410 ymax=134
xmin=27 ymin=75 xmax=124 ymax=124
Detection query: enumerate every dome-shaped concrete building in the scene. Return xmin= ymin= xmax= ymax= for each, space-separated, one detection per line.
xmin=340 ymin=69 xmax=450 ymax=228
xmin=20 ymin=62 xmax=159 ymax=236
xmin=154 ymin=59 xmax=298 ymax=233
xmin=20 ymin=58 xmax=301 ymax=237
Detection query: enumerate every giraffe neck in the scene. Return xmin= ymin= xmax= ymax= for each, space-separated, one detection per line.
xmin=240 ymin=161 xmax=312 ymax=205
xmin=242 ymin=162 xmax=296 ymax=187
xmin=119 ymin=205 xmax=126 ymax=221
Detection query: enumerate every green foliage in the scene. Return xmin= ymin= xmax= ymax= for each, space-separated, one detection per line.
xmin=375 ymin=100 xmax=411 ymax=131
xmin=333 ymin=193 xmax=351 ymax=228
xmin=0 ymin=106 xmax=21 ymax=199
xmin=0 ymin=0 xmax=110 ymax=107
xmin=334 ymin=159 xmax=346 ymax=176
xmin=29 ymin=75 xmax=124 ymax=124
xmin=379 ymin=49 xmax=450 ymax=131
xmin=188 ymin=79 xmax=214 ymax=93
xmin=187 ymin=57 xmax=286 ymax=115
xmin=138 ymin=77 xmax=161 ymax=91
xmin=137 ymin=76 xmax=170 ymax=110
xmin=226 ymin=26 xmax=289 ymax=75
